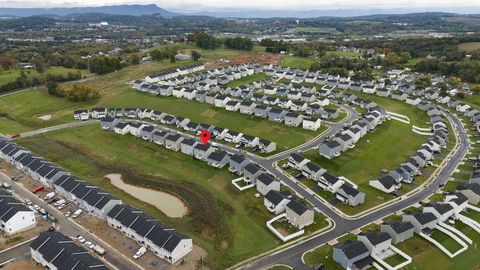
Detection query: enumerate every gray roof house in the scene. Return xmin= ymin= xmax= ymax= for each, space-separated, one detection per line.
xmin=381 ymin=221 xmax=415 ymax=244
xmin=402 ymin=212 xmax=438 ymax=234
xmin=336 ymin=184 xmax=365 ymax=206
xmin=254 ymin=105 xmax=269 ymax=118
xmin=243 ymin=163 xmax=264 ymax=184
xmin=165 ymin=134 xmax=183 ymax=152
xmin=333 ymin=240 xmax=371 ymax=270
xmin=285 ymin=200 xmax=314 ymax=229
xmin=457 ymin=183 xmax=480 ymax=205
xmin=153 ymin=131 xmax=169 ymax=146
xmin=206 ymin=150 xmax=229 ymax=169
xmin=180 ymin=138 xmax=198 ymax=156
xmin=302 ymin=162 xmax=326 ymax=182
xmin=228 ymin=155 xmax=250 ymax=175
xmin=268 ymin=108 xmax=287 ymax=122
xmin=284 ymin=112 xmax=303 ymax=127
xmin=264 ymin=190 xmax=291 ymax=214
xmin=193 ymin=143 xmax=215 ymax=161
xmin=256 ymin=173 xmax=281 ymax=196
xmin=357 ymin=232 xmax=392 ymax=255
xmin=319 ymin=140 xmax=342 ymax=159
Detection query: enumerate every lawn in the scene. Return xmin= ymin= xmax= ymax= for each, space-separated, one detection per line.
xmin=17 ymin=125 xmax=280 ymax=268
xmin=279 ymin=56 xmax=316 ymax=70
xmin=343 ymin=91 xmax=430 ymax=127
xmin=325 ymin=50 xmax=362 ymax=58
xmin=303 ymin=244 xmax=343 ymax=269
xmin=225 ymin=73 xmax=270 ymax=88
xmin=0 ymin=66 xmax=93 ymax=85
xmin=302 ymin=120 xmax=425 ymax=212
xmin=384 ymin=253 xmax=408 ymax=266
xmin=430 ymin=229 xmax=463 ymax=254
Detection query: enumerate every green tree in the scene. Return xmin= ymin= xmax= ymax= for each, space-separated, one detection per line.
xmin=384 ymin=52 xmax=400 ymax=67
xmin=191 ymin=50 xmax=201 ymax=61
xmin=0 ymin=53 xmax=17 ymax=70
xmin=448 ymin=76 xmax=461 ymax=89
xmin=399 ymin=52 xmax=412 ymax=63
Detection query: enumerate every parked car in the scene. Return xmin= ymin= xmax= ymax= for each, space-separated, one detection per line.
xmin=32 ymin=186 xmax=44 ymax=193
xmin=133 ymin=247 xmax=147 ymax=259
xmin=94 ymin=245 xmax=106 ymax=256
xmin=72 ymin=209 xmax=83 ymax=218
xmin=65 ymin=211 xmax=71 ymax=218
xmin=76 ymin=235 xmax=86 ymax=243
xmin=84 ymin=241 xmax=95 ymax=250
xmin=47 ymin=226 xmax=55 ymax=232
xmin=38 ymin=208 xmax=47 ymax=215
xmin=24 ymin=198 xmax=32 ymax=205
xmin=33 ymin=204 xmax=40 ymax=211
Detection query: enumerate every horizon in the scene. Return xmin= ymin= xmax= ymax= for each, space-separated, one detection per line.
xmin=0 ymin=1 xmax=479 ymax=15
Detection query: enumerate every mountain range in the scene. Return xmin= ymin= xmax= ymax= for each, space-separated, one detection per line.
xmin=0 ymin=4 xmax=480 ymax=18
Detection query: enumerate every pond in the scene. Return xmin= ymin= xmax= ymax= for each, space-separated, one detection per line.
xmin=105 ymin=174 xmax=188 ymax=218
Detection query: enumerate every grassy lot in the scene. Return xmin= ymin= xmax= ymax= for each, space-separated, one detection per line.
xmin=225 ymin=73 xmax=270 ymax=88
xmin=458 ymin=42 xmax=480 ymax=52
xmin=301 ymin=120 xmax=425 ymax=214
xmin=430 ymin=229 xmax=463 ymax=253
xmin=0 ymin=66 xmax=93 ymax=85
xmin=344 ymin=91 xmax=430 ymax=127
xmin=279 ymin=56 xmax=316 ymax=70
xmin=384 ymin=253 xmax=408 ymax=266
xmin=303 ymin=244 xmax=342 ymax=269
xmin=325 ymin=51 xmax=362 ymax=58
xmin=17 ymin=125 xmax=278 ymax=268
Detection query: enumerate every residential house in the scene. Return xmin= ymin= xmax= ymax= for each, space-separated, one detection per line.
xmin=285 ymin=200 xmax=314 ymax=229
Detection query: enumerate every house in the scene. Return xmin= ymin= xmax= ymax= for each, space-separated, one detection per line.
xmin=30 ymin=232 xmax=107 ymax=270
xmin=264 ymin=190 xmax=291 ymax=214
xmin=193 ymin=143 xmax=215 ymax=161
xmin=180 ymin=138 xmax=197 ymax=156
xmin=268 ymin=108 xmax=286 ymax=122
xmin=402 ymin=212 xmax=438 ymax=233
xmin=336 ymin=134 xmax=354 ymax=151
xmin=423 ymin=203 xmax=454 ymax=222
xmin=100 ymin=117 xmax=120 ymax=130
xmin=256 ymin=173 xmax=281 ymax=195
xmin=319 ymin=140 xmax=341 ymax=159
xmin=357 ymin=232 xmax=392 ymax=255
xmin=239 ymin=101 xmax=256 ymax=115
xmin=225 ymin=130 xmax=243 ymax=143
xmin=302 ymin=162 xmax=326 ymax=182
xmin=91 ymin=107 xmax=107 ymax=119
xmin=318 ymin=172 xmax=345 ymax=193
xmin=288 ymin=153 xmax=310 ymax=170
xmin=302 ymin=117 xmax=321 ymax=131
xmin=228 ymin=154 xmax=250 ymax=174
xmin=321 ymin=108 xmax=339 ymax=119
xmin=333 ymin=240 xmax=371 ymax=270
xmin=214 ymin=95 xmax=231 ymax=108
xmin=140 ymin=125 xmax=155 ymax=141
xmin=106 ymin=204 xmax=192 ymax=264
xmin=165 ymin=134 xmax=183 ymax=152
xmin=73 ymin=109 xmax=89 ymax=121
xmin=254 ymin=105 xmax=269 ymax=118
xmin=381 ymin=221 xmax=415 ymax=244
xmin=284 ymin=112 xmax=302 ymax=127
xmin=457 ymin=183 xmax=480 ymax=205
xmin=369 ymin=175 xmax=401 ymax=194
xmin=259 ymin=139 xmax=277 ymax=153
xmin=225 ymin=101 xmax=241 ymax=112
xmin=113 ymin=122 xmax=129 ymax=135
xmin=153 ymin=131 xmax=169 ymax=146
xmin=285 ymin=200 xmax=314 ymax=229
xmin=336 ymin=184 xmax=365 ymax=206
xmin=212 ymin=127 xmax=228 ymax=139
xmin=0 ymin=190 xmax=35 ymax=235
xmin=206 ymin=150 xmax=229 ymax=169
xmin=243 ymin=163 xmax=264 ymax=184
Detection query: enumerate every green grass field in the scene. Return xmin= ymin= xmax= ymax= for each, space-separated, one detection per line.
xmin=301 ymin=120 xmax=425 ymax=214
xmin=226 ymin=73 xmax=270 ymax=88
xmin=325 ymin=51 xmax=362 ymax=58
xmin=458 ymin=42 xmax=480 ymax=52
xmin=0 ymin=66 xmax=93 ymax=85
xmin=17 ymin=124 xmax=329 ymax=268
xmin=279 ymin=56 xmax=316 ymax=70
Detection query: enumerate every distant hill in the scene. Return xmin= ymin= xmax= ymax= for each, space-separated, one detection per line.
xmin=0 ymin=4 xmax=179 ymax=17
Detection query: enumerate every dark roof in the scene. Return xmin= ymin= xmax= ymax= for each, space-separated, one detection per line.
xmin=244 ymin=163 xmax=262 ymax=174
xmin=257 ymin=173 xmax=276 ymax=186
xmin=229 ymin=154 xmax=246 ymax=164
xmin=334 ymin=240 xmax=369 ymax=260
xmin=324 ymin=140 xmax=340 ymax=148
xmin=384 ymin=221 xmax=414 ymax=234
xmin=265 ymin=190 xmax=290 ymax=205
xmin=181 ymin=138 xmax=196 ymax=146
xmin=165 ymin=134 xmax=182 ymax=142
xmin=376 ymin=175 xmax=398 ymax=189
xmin=426 ymin=203 xmax=454 ymax=215
xmin=207 ymin=150 xmax=228 ymax=162
xmin=286 ymin=200 xmax=310 ymax=216
xmin=412 ymin=212 xmax=438 ymax=225
xmin=359 ymin=231 xmax=392 ymax=245
xmin=458 ymin=183 xmax=480 ymax=195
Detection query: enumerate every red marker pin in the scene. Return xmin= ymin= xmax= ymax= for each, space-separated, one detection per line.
xmin=200 ymin=130 xmax=211 ymax=145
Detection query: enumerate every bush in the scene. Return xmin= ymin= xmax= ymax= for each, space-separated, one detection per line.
xmin=63 ymin=84 xmax=99 ymax=101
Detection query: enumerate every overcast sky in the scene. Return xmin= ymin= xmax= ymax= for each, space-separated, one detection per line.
xmin=0 ymin=0 xmax=479 ymax=12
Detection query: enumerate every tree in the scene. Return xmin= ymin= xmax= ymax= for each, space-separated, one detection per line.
xmin=399 ymin=52 xmax=412 ymax=63
xmin=384 ymin=52 xmax=400 ymax=67
xmin=0 ymin=53 xmax=17 ymax=70
xmin=191 ymin=50 xmax=201 ymax=61
xmin=414 ymin=75 xmax=432 ymax=89
xmin=192 ymin=31 xmax=218 ymax=49
xmin=64 ymin=84 xmax=99 ymax=101
xmin=32 ymin=56 xmax=47 ymax=73
xmin=448 ymin=76 xmax=461 ymax=89
xmin=127 ymin=54 xmax=140 ymax=65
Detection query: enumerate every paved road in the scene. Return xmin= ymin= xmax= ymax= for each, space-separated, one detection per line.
xmin=238 ymin=110 xmax=469 ymax=270
xmin=0 ymin=172 xmax=142 ymax=270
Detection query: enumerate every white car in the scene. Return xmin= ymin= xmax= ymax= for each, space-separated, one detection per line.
xmin=76 ymin=235 xmax=86 ymax=243
xmin=24 ymin=198 xmax=32 ymax=205
xmin=65 ymin=211 xmax=71 ymax=218
xmin=84 ymin=241 xmax=95 ymax=249
xmin=133 ymin=247 xmax=147 ymax=259
xmin=33 ymin=204 xmax=40 ymax=211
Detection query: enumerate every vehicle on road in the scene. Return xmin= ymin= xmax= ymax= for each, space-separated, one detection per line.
xmin=72 ymin=209 xmax=83 ymax=218
xmin=33 ymin=204 xmax=40 ymax=211
xmin=84 ymin=241 xmax=95 ymax=250
xmin=24 ymin=198 xmax=32 ymax=205
xmin=76 ymin=235 xmax=86 ymax=243
xmin=38 ymin=208 xmax=47 ymax=215
xmin=44 ymin=192 xmax=55 ymax=200
xmin=48 ymin=226 xmax=55 ymax=232
xmin=133 ymin=247 xmax=147 ymax=259
xmin=94 ymin=245 xmax=106 ymax=256
xmin=65 ymin=211 xmax=71 ymax=217
xmin=32 ymin=185 xmax=45 ymax=193
xmin=2 ymin=182 xmax=11 ymax=189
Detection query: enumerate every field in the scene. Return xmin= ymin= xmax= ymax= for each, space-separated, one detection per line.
xmin=17 ymin=125 xmax=279 ymax=268
xmin=325 ymin=50 xmax=362 ymax=58
xmin=279 ymin=56 xmax=316 ymax=70
xmin=0 ymin=66 xmax=93 ymax=85
xmin=301 ymin=120 xmax=426 ymax=214
xmin=458 ymin=42 xmax=480 ymax=52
